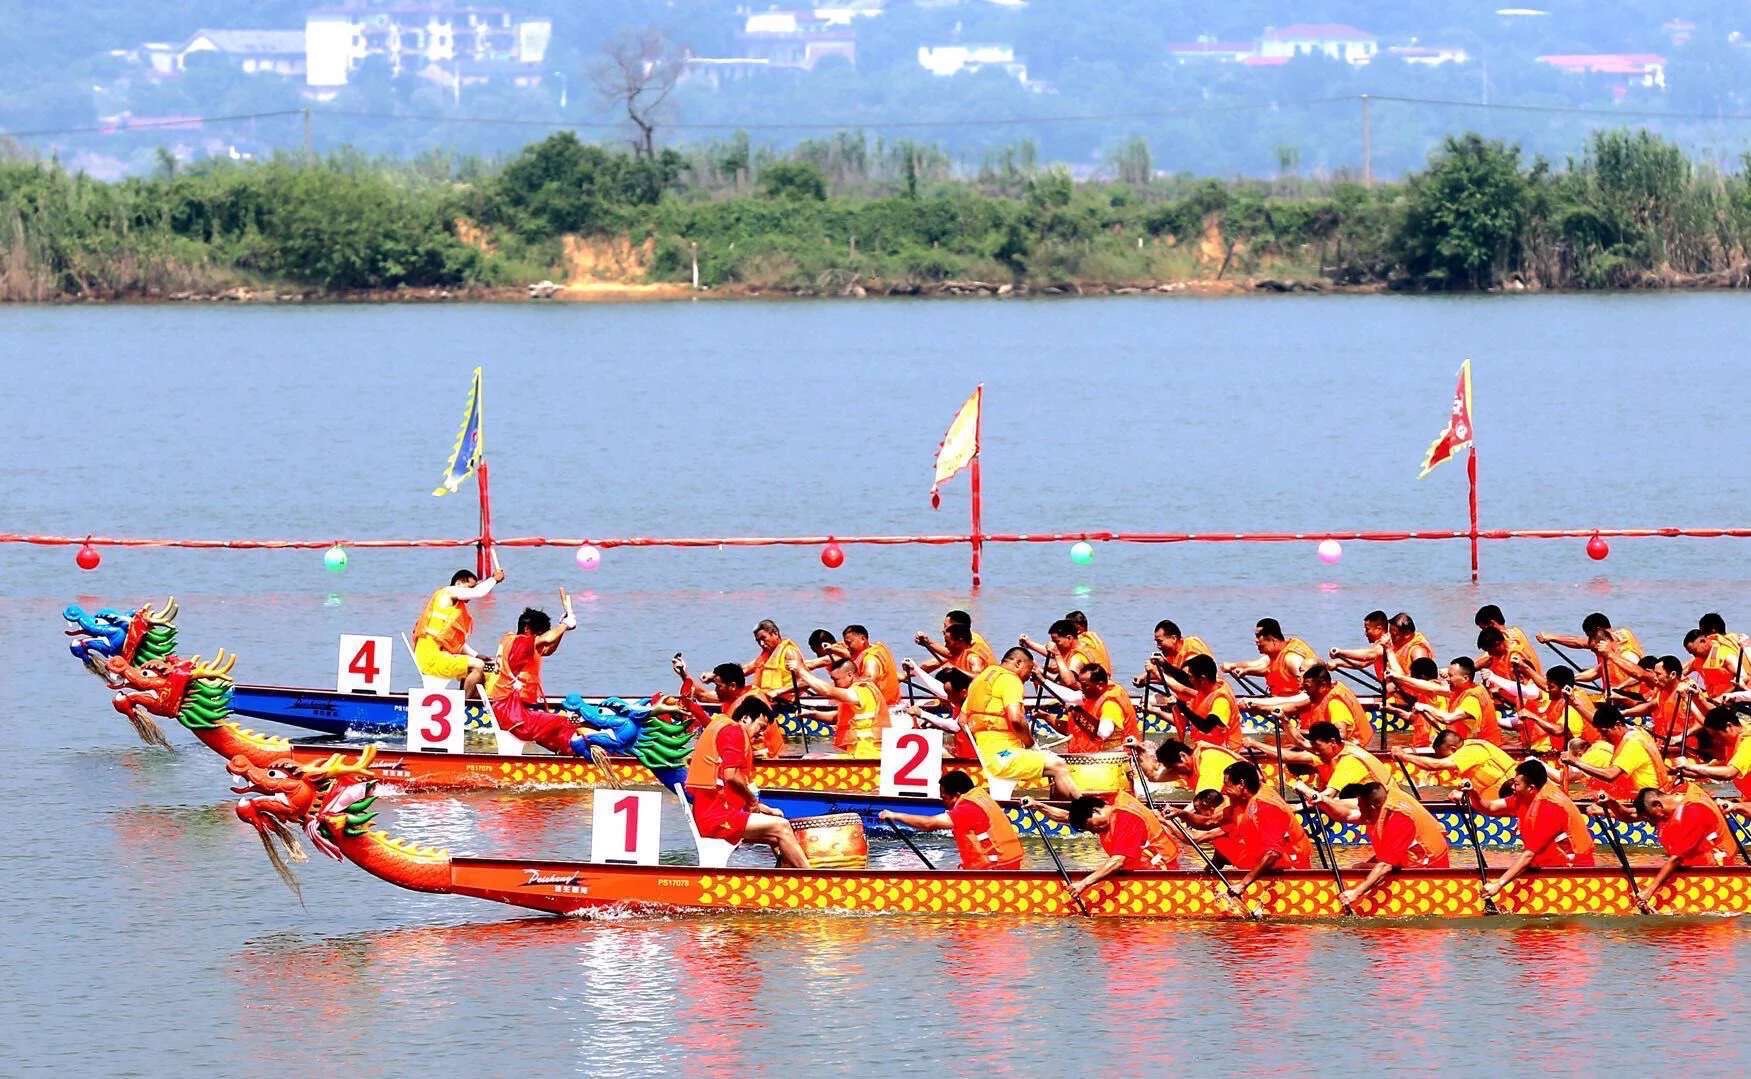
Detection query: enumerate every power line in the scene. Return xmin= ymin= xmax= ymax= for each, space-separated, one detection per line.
xmin=2 ymin=109 xmax=304 ymax=138
xmin=1369 ymin=93 xmax=1751 ymax=122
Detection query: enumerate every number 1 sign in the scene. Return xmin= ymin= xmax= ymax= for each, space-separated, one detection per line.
xmin=590 ymin=789 xmax=662 ymax=865
xmin=406 ymin=688 xmax=465 ymax=754
xmin=880 ymin=727 xmax=943 ymax=799
xmin=337 ymin=635 xmax=392 ymax=695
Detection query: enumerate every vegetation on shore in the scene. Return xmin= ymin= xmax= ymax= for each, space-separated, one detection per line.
xmin=6 ymin=128 xmax=1751 ymax=301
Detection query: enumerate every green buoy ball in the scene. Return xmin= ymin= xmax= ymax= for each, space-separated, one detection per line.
xmin=1069 ymin=541 xmax=1094 ymax=565
xmin=323 ymin=545 xmax=349 ymax=573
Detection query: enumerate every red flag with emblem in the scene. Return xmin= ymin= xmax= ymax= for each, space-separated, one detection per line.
xmin=1418 ymin=360 xmax=1473 ymax=479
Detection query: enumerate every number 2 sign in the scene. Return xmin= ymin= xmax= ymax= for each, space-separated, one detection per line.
xmin=880 ymin=727 xmax=943 ymax=799
xmin=590 ymin=789 xmax=662 ymax=865
xmin=336 ymin=634 xmax=392 ymax=695
xmin=406 ymin=687 xmax=465 ymax=754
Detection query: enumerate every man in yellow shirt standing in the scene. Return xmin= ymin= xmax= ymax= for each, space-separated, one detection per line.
xmin=961 ymin=647 xmax=1079 ymax=798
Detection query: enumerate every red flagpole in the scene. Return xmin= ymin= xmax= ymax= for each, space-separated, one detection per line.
xmin=969 ymin=384 xmax=984 ymax=590
xmin=1466 ymin=446 xmax=1479 ymax=582
xmin=476 ymin=458 xmax=495 ymax=578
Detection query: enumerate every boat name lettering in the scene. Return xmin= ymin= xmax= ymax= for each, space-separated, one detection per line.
xmin=523 ymin=870 xmax=584 ymax=887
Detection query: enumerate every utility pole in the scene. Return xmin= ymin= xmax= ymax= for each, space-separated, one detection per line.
xmin=1360 ymin=93 xmax=1372 ymax=188
xmin=302 ymin=107 xmax=313 ymax=163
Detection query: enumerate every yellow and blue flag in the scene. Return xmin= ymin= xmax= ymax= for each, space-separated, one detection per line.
xmin=433 ymin=367 xmax=484 ymax=496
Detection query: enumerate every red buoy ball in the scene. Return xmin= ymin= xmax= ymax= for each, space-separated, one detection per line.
xmin=75 ymin=541 xmax=101 ymax=571
xmin=820 ymin=541 xmax=845 ymax=569
xmin=1586 ymin=534 xmax=1610 ymax=561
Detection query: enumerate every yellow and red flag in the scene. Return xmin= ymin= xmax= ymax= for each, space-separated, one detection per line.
xmin=1418 ymin=360 xmax=1473 ymax=478
xmin=930 ymin=385 xmax=982 ymax=508
xmin=433 ymin=367 xmax=484 ymax=496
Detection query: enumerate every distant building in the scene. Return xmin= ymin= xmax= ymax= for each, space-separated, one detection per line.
xmin=305 ymin=4 xmax=553 ymax=90
xmin=178 ymin=29 xmax=307 ymax=77
xmin=1387 ymin=44 xmax=1470 ymax=66
xmin=1537 ymin=53 xmax=1666 ymax=89
xmin=917 ymin=43 xmax=1027 ymax=82
xmin=1259 ymin=23 xmax=1379 ymax=66
xmin=739 ymin=10 xmax=857 ymax=70
xmin=1166 ymin=37 xmax=1257 ymax=64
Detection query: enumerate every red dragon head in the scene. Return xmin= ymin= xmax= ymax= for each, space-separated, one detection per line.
xmin=228 ymin=744 xmax=380 ymax=902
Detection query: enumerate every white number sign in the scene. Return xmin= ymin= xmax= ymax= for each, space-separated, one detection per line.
xmin=591 ymin=789 xmax=663 ymax=865
xmin=880 ymin=727 xmax=943 ymax=799
xmin=337 ymin=634 xmax=393 ymax=695
xmin=406 ymin=687 xmax=466 ymax=754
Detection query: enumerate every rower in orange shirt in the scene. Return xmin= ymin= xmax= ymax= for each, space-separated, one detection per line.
xmin=1298 ymin=779 xmax=1450 ymax=907
xmin=684 ymin=696 xmax=809 ymax=866
xmin=786 ymin=653 xmax=889 ymax=759
xmin=1619 ymin=655 xmax=1703 ymax=749
xmin=1148 ymin=654 xmax=1243 ymax=748
xmin=1564 ymin=703 xmax=1668 ymax=799
xmin=1475 ymin=759 xmax=1597 ymax=903
xmin=880 ymin=770 xmax=1024 ymax=870
xmin=1508 ymin=660 xmax=1597 ymax=754
xmin=1402 ymin=657 xmax=1504 ymax=744
xmin=483 ymin=592 xmax=577 ymax=754
xmin=1223 ymin=618 xmax=1318 ymax=697
xmin=1539 ymin=612 xmax=1649 ymax=698
xmin=1475 ymin=604 xmax=1541 ymax=675
xmin=1613 ymin=784 xmax=1739 ymax=910
xmin=745 ymin=619 xmax=805 ymax=757
xmin=1383 ymin=656 xmax=1445 ymax=747
xmin=1021 ymin=619 xmax=1096 ymax=685
xmin=1328 ymin=610 xmax=1391 ymax=686
xmin=1690 ymin=613 xmax=1749 ymax=695
xmin=915 ymin=610 xmax=996 ymax=673
xmin=1392 ymin=729 xmax=1516 ymax=808
xmin=1185 ymin=761 xmax=1314 ymax=898
xmin=683 ymin=656 xmax=787 ymax=759
xmin=840 ymin=624 xmax=901 ymax=706
xmin=412 ymin=565 xmax=505 ymax=699
xmin=1064 ymin=610 xmax=1113 ymax=673
xmin=1474 ymin=627 xmax=1541 ymax=711
xmin=1028 ymin=789 xmax=1181 ymax=899
xmin=1384 ymin=612 xmax=1436 ymax=680
xmin=1674 ymin=707 xmax=1751 ymax=813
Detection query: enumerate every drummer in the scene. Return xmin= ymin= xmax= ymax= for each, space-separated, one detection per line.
xmin=412 ymin=565 xmax=505 ymax=700
xmin=880 ymin=770 xmax=1023 ymax=870
xmin=683 ymin=695 xmax=809 ymax=867
xmin=483 ymin=591 xmax=577 ymax=753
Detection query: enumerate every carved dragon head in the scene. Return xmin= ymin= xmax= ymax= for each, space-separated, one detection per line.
xmin=66 ymin=598 xmax=178 ymax=678
xmin=229 ymin=745 xmax=381 ymax=901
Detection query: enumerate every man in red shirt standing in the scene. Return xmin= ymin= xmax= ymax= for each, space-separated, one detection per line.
xmin=1473 ymin=759 xmax=1596 ymax=903
xmin=683 ymin=696 xmax=809 ymax=867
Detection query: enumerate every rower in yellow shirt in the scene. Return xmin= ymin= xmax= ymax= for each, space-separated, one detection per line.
xmin=1391 ymin=729 xmax=1516 ymax=808
xmin=961 ymin=647 xmax=1078 ymax=797
xmin=1564 ymin=703 xmax=1668 ymax=799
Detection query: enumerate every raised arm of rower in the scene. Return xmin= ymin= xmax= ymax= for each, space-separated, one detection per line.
xmin=912 ymin=630 xmax=950 ymax=670
xmin=877 ymin=808 xmax=953 ymax=831
xmin=1328 ymin=643 xmax=1383 ymax=671
xmin=1221 ymin=656 xmax=1270 ymax=678
xmin=901 ymin=659 xmax=950 ymax=705
xmin=787 ymin=657 xmax=857 ymax=705
xmin=1539 ymin=631 xmax=1589 ymax=649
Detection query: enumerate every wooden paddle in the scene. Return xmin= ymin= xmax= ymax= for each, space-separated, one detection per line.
xmin=886 ymin=821 xmax=936 ymax=870
xmin=1297 ymin=793 xmax=1354 ymax=916
xmin=1596 ymin=796 xmax=1652 ymax=915
xmin=1452 ymin=783 xmax=1500 ymax=915
xmin=1039 ymin=827 xmax=1091 ymax=917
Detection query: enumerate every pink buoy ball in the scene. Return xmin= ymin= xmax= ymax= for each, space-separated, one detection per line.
xmin=1586 ymin=534 xmax=1610 ymax=561
xmin=575 ymin=544 xmax=602 ymax=572
xmin=1316 ymin=539 xmax=1342 ymax=565
xmin=75 ymin=541 xmax=101 ymax=571
xmin=820 ymin=541 xmax=845 ymax=569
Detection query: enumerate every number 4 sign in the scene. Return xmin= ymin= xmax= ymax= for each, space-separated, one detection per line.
xmin=337 ymin=635 xmax=393 ymax=695
xmin=406 ymin=688 xmax=465 ymax=754
xmin=880 ymin=727 xmax=943 ymax=799
xmin=590 ymin=789 xmax=662 ymax=865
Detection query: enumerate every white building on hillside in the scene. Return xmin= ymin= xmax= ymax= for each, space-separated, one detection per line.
xmin=917 ymin=43 xmax=1027 ymax=82
xmin=1259 ymin=23 xmax=1378 ymax=65
xmin=305 ymin=5 xmax=552 ymax=89
xmin=178 ymin=30 xmax=307 ymax=76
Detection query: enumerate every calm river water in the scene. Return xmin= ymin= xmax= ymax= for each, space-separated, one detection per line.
xmin=5 ymin=294 xmax=1751 ymax=1075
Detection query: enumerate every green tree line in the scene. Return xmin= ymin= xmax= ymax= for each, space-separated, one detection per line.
xmin=6 ymin=127 xmax=1751 ymax=300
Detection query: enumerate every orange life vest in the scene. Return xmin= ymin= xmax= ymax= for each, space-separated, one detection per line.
xmin=951 ymin=787 xmax=1024 ymax=870
xmin=1372 ymin=786 xmax=1452 ymax=867
xmin=1186 ymin=682 xmax=1242 ymax=749
xmin=412 ymin=587 xmax=472 ymax=652
xmin=1660 ymin=783 xmax=1735 ymax=866
xmin=684 ymin=715 xmax=750 ymax=794
xmin=948 ymin=647 xmax=987 ymax=676
xmin=1067 ymin=685 xmax=1139 ymax=753
xmin=1451 ymin=684 xmax=1504 ymax=745
xmin=485 ymin=631 xmax=541 ymax=704
xmin=970 ymin=632 xmax=998 ymax=668
xmin=832 ymin=679 xmax=888 ymax=752
xmin=1266 ymin=637 xmax=1318 ymax=695
xmin=1306 ymin=683 xmax=1371 ymax=746
xmin=1165 ymin=636 xmax=1213 ymax=668
xmin=753 ymin=639 xmax=803 ymax=696
xmin=1390 ymin=632 xmax=1434 ymax=675
xmin=1106 ymin=790 xmax=1179 ymax=869
xmin=1519 ymin=784 xmax=1597 ymax=867
xmin=1077 ymin=630 xmax=1113 ymax=673
xmin=962 ymin=666 xmax=1023 ymax=736
xmin=723 ymin=687 xmax=786 ymax=760
xmin=859 ymin=642 xmax=902 ymax=705
xmin=1506 ymin=627 xmax=1543 ymax=675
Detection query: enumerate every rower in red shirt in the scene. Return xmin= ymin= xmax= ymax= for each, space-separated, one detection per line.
xmin=1297 ymin=779 xmax=1450 ymax=908
xmin=683 ymin=695 xmax=809 ymax=866
xmin=880 ymin=770 xmax=1024 ymax=870
xmin=1027 ymin=789 xmax=1180 ymax=901
xmin=484 ymin=592 xmax=578 ymax=754
xmin=1177 ymin=761 xmax=1313 ymax=899
xmin=1473 ymin=759 xmax=1596 ymax=904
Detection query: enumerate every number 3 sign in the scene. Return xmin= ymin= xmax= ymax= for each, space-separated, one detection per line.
xmin=406 ymin=688 xmax=465 ymax=754
xmin=880 ymin=727 xmax=943 ymax=799
xmin=337 ymin=634 xmax=392 ymax=695
xmin=591 ymin=789 xmax=662 ymax=865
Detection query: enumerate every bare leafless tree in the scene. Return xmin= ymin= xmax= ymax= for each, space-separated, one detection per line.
xmin=592 ymin=30 xmax=682 ymax=159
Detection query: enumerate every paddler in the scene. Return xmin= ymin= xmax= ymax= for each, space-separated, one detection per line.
xmin=683 ymin=695 xmax=809 ymax=867
xmin=1474 ymin=759 xmax=1597 ymax=902
xmin=1020 ymin=618 xmax=1095 ymax=684
xmin=1475 ymin=604 xmax=1541 ymax=675
xmin=1064 ymin=610 xmax=1114 ymax=673
xmin=1507 ymin=660 xmax=1597 ymax=753
xmin=412 ymin=565 xmax=505 ymax=699
xmin=1538 ymin=612 xmax=1647 ymax=698
xmin=1222 ymin=618 xmax=1317 ymax=697
xmin=1693 ymin=612 xmax=1749 ymax=692
xmin=1617 ymin=656 xmax=1702 ymax=748
xmin=1327 ymin=610 xmax=1390 ymax=684
xmin=898 ymin=659 xmax=978 ymax=758
xmin=745 ymin=619 xmax=805 ymax=756
xmin=962 ymin=646 xmax=1079 ymax=798
xmin=1146 ymin=654 xmax=1243 ymax=748
xmin=915 ymin=610 xmax=996 ymax=673
xmin=1025 ymin=790 xmax=1181 ymax=897
xmin=1682 ymin=630 xmax=1742 ymax=698
xmin=1295 ymin=779 xmax=1450 ymax=907
xmin=1147 ymin=619 xmax=1212 ymax=679
xmin=1611 ymin=785 xmax=1738 ymax=908
xmin=1239 ymin=663 xmax=1370 ymax=745
xmin=840 ymin=624 xmax=901 ymax=706
xmin=1253 ymin=720 xmax=1394 ymax=796
xmin=1035 ymin=663 xmax=1140 ymax=753
xmin=1474 ymin=627 xmax=1542 ymax=710
xmin=483 ymin=592 xmax=578 ymax=753
xmin=1673 ymin=707 xmax=1751 ymax=813
xmin=879 ymin=770 xmax=1024 ymax=870
xmin=1384 ymin=612 xmax=1436 ymax=681
xmin=684 ymin=659 xmax=787 ymax=759
xmin=1563 ymin=703 xmax=1668 ymax=799
xmin=1391 ymin=729 xmax=1516 ymax=809
xmin=1141 ymin=736 xmax=1246 ymax=796
xmin=786 ymin=653 xmax=888 ymax=759
xmin=1178 ymin=761 xmax=1314 ymax=896
xmin=1398 ymin=657 xmax=1504 ymax=744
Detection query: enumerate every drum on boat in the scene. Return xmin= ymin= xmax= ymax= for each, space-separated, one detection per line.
xmin=1062 ymin=751 xmax=1132 ymax=795
xmin=791 ymin=813 xmax=869 ymax=869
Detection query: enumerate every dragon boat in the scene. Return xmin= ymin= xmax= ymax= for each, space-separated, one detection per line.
xmin=227 ymin=742 xmax=1751 ymax=921
xmin=125 ymin=654 xmax=1744 ymax=853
